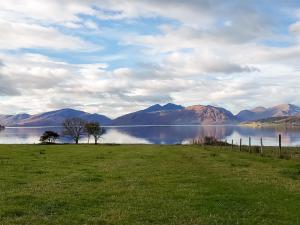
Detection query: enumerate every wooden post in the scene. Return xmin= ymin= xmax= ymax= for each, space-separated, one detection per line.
xmin=248 ymin=137 xmax=251 ymax=153
xmin=279 ymin=134 xmax=282 ymax=158
xmin=231 ymin=139 xmax=233 ymax=150
xmin=240 ymin=138 xmax=242 ymax=151
xmin=260 ymin=137 xmax=263 ymax=155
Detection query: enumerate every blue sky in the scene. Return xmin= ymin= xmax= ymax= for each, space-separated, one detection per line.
xmin=0 ymin=0 xmax=300 ymax=117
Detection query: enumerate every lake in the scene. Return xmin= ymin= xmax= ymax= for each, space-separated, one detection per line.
xmin=1 ymin=125 xmax=300 ymax=146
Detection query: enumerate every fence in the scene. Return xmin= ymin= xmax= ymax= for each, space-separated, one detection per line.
xmin=192 ymin=134 xmax=300 ymax=159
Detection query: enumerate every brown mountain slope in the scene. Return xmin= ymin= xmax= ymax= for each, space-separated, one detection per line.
xmin=112 ymin=104 xmax=237 ymax=125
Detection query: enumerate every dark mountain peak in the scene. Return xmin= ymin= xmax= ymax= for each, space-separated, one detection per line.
xmin=143 ymin=103 xmax=184 ymax=113
xmin=35 ymin=108 xmax=87 ymax=118
xmin=48 ymin=108 xmax=85 ymax=114
xmin=54 ymin=108 xmax=77 ymax=112
xmin=143 ymin=104 xmax=162 ymax=112
xmin=162 ymin=103 xmax=184 ymax=110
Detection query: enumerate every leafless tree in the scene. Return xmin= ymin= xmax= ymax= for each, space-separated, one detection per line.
xmin=62 ymin=118 xmax=86 ymax=144
xmin=85 ymin=121 xmax=103 ymax=145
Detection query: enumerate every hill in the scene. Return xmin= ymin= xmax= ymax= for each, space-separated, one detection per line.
xmin=0 ymin=109 xmax=111 ymax=127
xmin=242 ymin=116 xmax=300 ymax=127
xmin=112 ymin=104 xmax=237 ymax=125
xmin=236 ymin=104 xmax=300 ymax=121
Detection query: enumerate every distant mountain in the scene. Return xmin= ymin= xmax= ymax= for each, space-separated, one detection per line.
xmin=112 ymin=104 xmax=237 ymax=125
xmin=141 ymin=103 xmax=184 ymax=113
xmin=1 ymin=103 xmax=300 ymax=127
xmin=236 ymin=104 xmax=300 ymax=121
xmin=242 ymin=116 xmax=300 ymax=127
xmin=0 ymin=109 xmax=111 ymax=127
xmin=0 ymin=113 xmax=31 ymax=126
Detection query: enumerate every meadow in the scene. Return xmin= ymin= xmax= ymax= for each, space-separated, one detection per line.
xmin=0 ymin=144 xmax=299 ymax=225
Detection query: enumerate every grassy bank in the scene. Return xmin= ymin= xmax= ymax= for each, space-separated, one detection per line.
xmin=0 ymin=144 xmax=299 ymax=225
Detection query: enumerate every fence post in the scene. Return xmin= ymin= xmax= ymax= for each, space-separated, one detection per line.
xmin=279 ymin=134 xmax=282 ymax=158
xmin=260 ymin=137 xmax=263 ymax=155
xmin=249 ymin=137 xmax=251 ymax=153
xmin=231 ymin=139 xmax=233 ymax=150
xmin=239 ymin=138 xmax=242 ymax=151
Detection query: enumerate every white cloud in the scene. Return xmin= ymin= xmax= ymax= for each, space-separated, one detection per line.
xmin=0 ymin=51 xmax=300 ymax=117
xmin=0 ymin=19 xmax=95 ymax=50
xmin=0 ymin=1 xmax=300 ymax=116
xmin=84 ymin=20 xmax=99 ymax=30
xmin=0 ymin=1 xmax=93 ymax=24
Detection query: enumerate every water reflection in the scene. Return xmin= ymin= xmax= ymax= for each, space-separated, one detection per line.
xmin=114 ymin=126 xmax=234 ymax=144
xmin=0 ymin=125 xmax=300 ymax=146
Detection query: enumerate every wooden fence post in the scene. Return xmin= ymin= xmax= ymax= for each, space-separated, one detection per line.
xmin=279 ymin=134 xmax=282 ymax=158
xmin=249 ymin=137 xmax=251 ymax=153
xmin=239 ymin=138 xmax=242 ymax=151
xmin=231 ymin=139 xmax=233 ymax=150
xmin=260 ymin=137 xmax=263 ymax=155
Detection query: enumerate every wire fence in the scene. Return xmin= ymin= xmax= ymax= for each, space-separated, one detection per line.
xmin=191 ymin=134 xmax=300 ymax=160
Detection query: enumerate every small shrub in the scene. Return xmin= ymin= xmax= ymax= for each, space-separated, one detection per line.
xmin=191 ymin=136 xmax=226 ymax=146
xmin=40 ymin=131 xmax=59 ymax=144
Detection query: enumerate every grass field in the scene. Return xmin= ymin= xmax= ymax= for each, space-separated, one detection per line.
xmin=0 ymin=144 xmax=299 ymax=225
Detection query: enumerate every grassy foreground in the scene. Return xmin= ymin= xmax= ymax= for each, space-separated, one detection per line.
xmin=0 ymin=145 xmax=299 ymax=225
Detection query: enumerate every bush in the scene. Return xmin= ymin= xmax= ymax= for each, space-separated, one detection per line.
xmin=40 ymin=131 xmax=60 ymax=144
xmin=192 ymin=136 xmax=225 ymax=146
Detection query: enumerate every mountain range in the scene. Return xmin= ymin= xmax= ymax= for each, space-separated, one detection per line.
xmin=0 ymin=103 xmax=300 ymax=127
xmin=236 ymin=104 xmax=300 ymax=121
xmin=0 ymin=108 xmax=111 ymax=127
xmin=111 ymin=104 xmax=236 ymax=125
xmin=242 ymin=116 xmax=300 ymax=127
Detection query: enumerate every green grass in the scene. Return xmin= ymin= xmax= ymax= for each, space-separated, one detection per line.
xmin=0 ymin=144 xmax=299 ymax=225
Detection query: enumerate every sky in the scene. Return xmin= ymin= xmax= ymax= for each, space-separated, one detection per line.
xmin=0 ymin=0 xmax=300 ymax=118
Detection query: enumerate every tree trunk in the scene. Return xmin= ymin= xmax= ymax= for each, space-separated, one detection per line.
xmin=75 ymin=139 xmax=79 ymax=144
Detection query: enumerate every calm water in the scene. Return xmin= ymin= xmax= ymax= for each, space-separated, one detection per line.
xmin=1 ymin=125 xmax=300 ymax=146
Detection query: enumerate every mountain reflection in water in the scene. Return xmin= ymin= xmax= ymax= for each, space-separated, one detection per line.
xmin=0 ymin=125 xmax=300 ymax=146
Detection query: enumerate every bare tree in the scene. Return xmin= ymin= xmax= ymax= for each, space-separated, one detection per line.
xmin=62 ymin=118 xmax=86 ymax=144
xmin=85 ymin=121 xmax=103 ymax=145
